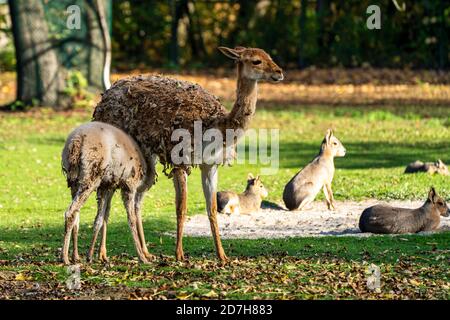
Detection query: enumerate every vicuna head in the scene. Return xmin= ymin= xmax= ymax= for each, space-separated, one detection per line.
xmin=218 ymin=46 xmax=283 ymax=83
xmin=427 ymin=187 xmax=450 ymax=217
xmin=435 ymin=159 xmax=449 ymax=176
xmin=321 ymin=129 xmax=346 ymax=158
xmin=246 ymin=173 xmax=268 ymax=198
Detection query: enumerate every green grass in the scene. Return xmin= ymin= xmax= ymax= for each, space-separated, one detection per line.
xmin=0 ymin=106 xmax=449 ymax=299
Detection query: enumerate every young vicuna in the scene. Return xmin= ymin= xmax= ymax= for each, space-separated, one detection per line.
xmin=404 ymin=159 xmax=449 ymax=176
xmin=359 ymin=187 xmax=449 ymax=234
xmin=283 ymin=129 xmax=346 ymax=211
xmin=217 ymin=174 xmax=268 ymax=215
xmin=61 ymin=122 xmax=156 ymax=265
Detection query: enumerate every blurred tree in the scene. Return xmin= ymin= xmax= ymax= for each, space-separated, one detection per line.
xmin=7 ymin=0 xmax=111 ymax=109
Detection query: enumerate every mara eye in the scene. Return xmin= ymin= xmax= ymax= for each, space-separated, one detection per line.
xmin=252 ymin=60 xmax=262 ymax=65
xmin=333 ymin=142 xmax=338 ymax=145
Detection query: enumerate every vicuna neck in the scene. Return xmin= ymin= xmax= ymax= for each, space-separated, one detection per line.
xmin=220 ymin=63 xmax=258 ymax=131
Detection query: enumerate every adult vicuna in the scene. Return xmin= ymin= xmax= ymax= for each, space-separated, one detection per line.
xmin=283 ymin=129 xmax=346 ymax=211
xmin=61 ymin=122 xmax=156 ymax=265
xmin=93 ymin=47 xmax=283 ymax=262
xmin=359 ymin=187 xmax=450 ymax=234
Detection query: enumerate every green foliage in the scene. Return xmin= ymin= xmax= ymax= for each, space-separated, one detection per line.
xmin=62 ymin=71 xmax=94 ymax=109
xmin=111 ymin=0 xmax=450 ymax=69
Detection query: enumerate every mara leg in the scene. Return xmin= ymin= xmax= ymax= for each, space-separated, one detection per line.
xmin=87 ymin=188 xmax=113 ymax=263
xmin=173 ymin=168 xmax=188 ymax=261
xmin=297 ymin=194 xmax=315 ymax=211
xmin=62 ymin=185 xmax=95 ymax=265
xmin=134 ymin=191 xmax=154 ymax=260
xmin=323 ymin=185 xmax=334 ymax=211
xmin=325 ymin=183 xmax=336 ymax=210
xmin=200 ymin=165 xmax=227 ymax=262
xmin=122 ymin=189 xmax=148 ymax=263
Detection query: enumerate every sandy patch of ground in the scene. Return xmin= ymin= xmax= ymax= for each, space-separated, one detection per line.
xmin=184 ymin=200 xmax=450 ymax=239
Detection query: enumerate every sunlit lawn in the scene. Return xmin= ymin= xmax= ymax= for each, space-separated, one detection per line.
xmin=0 ymin=106 xmax=449 ymax=299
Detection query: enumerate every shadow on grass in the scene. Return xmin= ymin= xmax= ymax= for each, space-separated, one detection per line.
xmin=279 ymin=141 xmax=450 ymax=170
xmin=1 ymin=222 xmax=449 ymax=266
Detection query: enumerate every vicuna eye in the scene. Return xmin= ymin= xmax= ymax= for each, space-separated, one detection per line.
xmin=252 ymin=60 xmax=262 ymax=65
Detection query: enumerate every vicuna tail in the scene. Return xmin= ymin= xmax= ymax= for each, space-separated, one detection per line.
xmin=62 ymin=134 xmax=83 ymax=187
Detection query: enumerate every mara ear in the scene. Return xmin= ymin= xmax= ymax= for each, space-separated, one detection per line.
xmin=218 ymin=46 xmax=242 ymax=60
xmin=325 ymin=129 xmax=333 ymax=144
xmin=255 ymin=175 xmax=260 ymax=181
xmin=428 ymin=187 xmax=437 ymax=203
xmin=436 ymin=159 xmax=444 ymax=167
xmin=247 ymin=173 xmax=254 ymax=180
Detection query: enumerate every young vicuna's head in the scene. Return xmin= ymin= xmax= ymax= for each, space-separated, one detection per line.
xmin=427 ymin=187 xmax=450 ymax=217
xmin=320 ymin=129 xmax=346 ymax=158
xmin=218 ymin=46 xmax=283 ymax=83
xmin=245 ymin=173 xmax=268 ymax=198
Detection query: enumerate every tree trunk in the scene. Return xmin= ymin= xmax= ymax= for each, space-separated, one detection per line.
xmin=8 ymin=0 xmax=68 ymax=108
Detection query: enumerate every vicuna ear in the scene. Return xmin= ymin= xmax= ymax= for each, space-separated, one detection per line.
xmin=325 ymin=129 xmax=333 ymax=144
xmin=218 ymin=46 xmax=242 ymax=60
xmin=428 ymin=187 xmax=437 ymax=203
xmin=247 ymin=173 xmax=254 ymax=180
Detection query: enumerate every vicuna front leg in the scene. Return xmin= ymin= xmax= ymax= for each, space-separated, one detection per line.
xmin=200 ymin=165 xmax=227 ymax=262
xmin=173 ymin=168 xmax=188 ymax=261
xmin=122 ymin=189 xmax=148 ymax=263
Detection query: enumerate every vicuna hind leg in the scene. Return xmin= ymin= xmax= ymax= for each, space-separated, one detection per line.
xmin=122 ymin=189 xmax=148 ymax=263
xmin=135 ymin=191 xmax=154 ymax=261
xmin=62 ymin=185 xmax=96 ymax=265
xmin=87 ymin=188 xmax=114 ymax=263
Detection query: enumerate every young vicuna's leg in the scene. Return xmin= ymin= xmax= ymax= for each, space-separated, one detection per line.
xmin=70 ymin=186 xmax=80 ymax=262
xmin=87 ymin=188 xmax=114 ymax=263
xmin=134 ymin=191 xmax=154 ymax=260
xmin=62 ymin=185 xmax=95 ymax=265
xmin=122 ymin=189 xmax=148 ymax=263
xmin=200 ymin=165 xmax=227 ymax=262
xmin=98 ymin=201 xmax=112 ymax=262
xmin=173 ymin=168 xmax=188 ymax=261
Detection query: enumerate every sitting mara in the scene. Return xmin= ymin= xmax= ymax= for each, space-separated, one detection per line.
xmin=359 ymin=187 xmax=450 ymax=234
xmin=404 ymin=159 xmax=449 ymax=176
xmin=283 ymin=129 xmax=346 ymax=211
xmin=61 ymin=122 xmax=156 ymax=265
xmin=217 ymin=174 xmax=268 ymax=215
